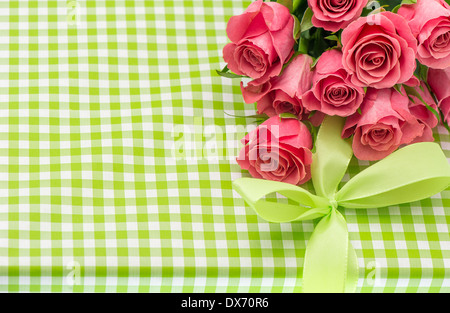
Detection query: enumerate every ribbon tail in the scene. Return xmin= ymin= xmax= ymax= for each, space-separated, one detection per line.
xmin=232 ymin=178 xmax=330 ymax=223
xmin=302 ymin=209 xmax=357 ymax=293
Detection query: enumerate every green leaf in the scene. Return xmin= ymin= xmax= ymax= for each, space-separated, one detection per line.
xmin=393 ymin=84 xmax=404 ymax=96
xmin=391 ymin=5 xmax=401 ymax=13
xmin=325 ymin=34 xmax=339 ymax=42
xmin=293 ymin=0 xmax=304 ymax=12
xmin=400 ymin=0 xmax=417 ymax=4
xmin=277 ymin=0 xmax=293 ymax=12
xmin=301 ymin=119 xmax=319 ymax=153
xmin=300 ymin=7 xmax=314 ymax=32
xmin=383 ymin=0 xmax=417 ymax=13
xmin=280 ymin=51 xmax=300 ymax=74
xmin=414 ymin=61 xmax=429 ymax=82
xmin=440 ymin=110 xmax=450 ymax=133
xmin=403 ymin=85 xmax=441 ymax=124
xmin=279 ymin=112 xmax=299 ymax=120
xmin=310 ymin=56 xmax=320 ymax=69
xmin=223 ymin=112 xmax=268 ymax=120
xmin=216 ymin=65 xmax=246 ymax=79
xmin=297 ymin=31 xmax=309 ymax=54
xmin=324 ymin=34 xmax=342 ymax=49
xmin=219 ymin=64 xmax=228 ymax=73
xmin=292 ymin=14 xmax=301 ymax=41
xmin=307 ymin=27 xmax=331 ymax=59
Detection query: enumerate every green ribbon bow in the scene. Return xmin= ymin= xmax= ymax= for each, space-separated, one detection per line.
xmin=233 ymin=116 xmax=450 ymax=293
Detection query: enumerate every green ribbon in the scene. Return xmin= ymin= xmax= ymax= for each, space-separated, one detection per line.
xmin=233 ymin=116 xmax=450 ymax=293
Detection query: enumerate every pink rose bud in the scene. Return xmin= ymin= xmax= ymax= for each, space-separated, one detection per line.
xmin=341 ymin=12 xmax=418 ymax=89
xmin=428 ymin=67 xmax=450 ymax=125
xmin=342 ymin=88 xmax=425 ymax=161
xmin=237 ymin=116 xmax=313 ymax=185
xmin=398 ymin=0 xmax=450 ymax=69
xmin=223 ymin=0 xmax=295 ymax=83
xmin=302 ymin=49 xmax=365 ymax=117
xmin=407 ymin=83 xmax=439 ymax=143
xmin=308 ymin=0 xmax=368 ymax=32
xmin=240 ymin=53 xmax=314 ymax=120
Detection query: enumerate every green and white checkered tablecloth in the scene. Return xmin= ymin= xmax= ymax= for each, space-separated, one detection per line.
xmin=0 ymin=0 xmax=449 ymax=293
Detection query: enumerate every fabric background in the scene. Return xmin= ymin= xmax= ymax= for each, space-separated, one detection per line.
xmin=0 ymin=0 xmax=449 ymax=292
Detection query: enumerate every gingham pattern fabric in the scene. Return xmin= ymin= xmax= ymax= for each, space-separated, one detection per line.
xmin=0 ymin=0 xmax=449 ymax=293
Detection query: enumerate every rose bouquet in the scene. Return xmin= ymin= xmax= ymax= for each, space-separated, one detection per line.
xmin=219 ymin=0 xmax=450 ymax=293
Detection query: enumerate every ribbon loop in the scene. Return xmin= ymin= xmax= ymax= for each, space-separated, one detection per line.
xmin=233 ymin=178 xmax=331 ymax=223
xmin=336 ymin=142 xmax=450 ymax=209
xmin=312 ymin=116 xmax=353 ymax=199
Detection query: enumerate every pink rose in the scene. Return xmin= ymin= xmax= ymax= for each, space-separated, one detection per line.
xmin=407 ymin=83 xmax=439 ymax=143
xmin=342 ymin=88 xmax=424 ymax=161
xmin=428 ymin=67 xmax=450 ymax=124
xmin=308 ymin=0 xmax=368 ymax=32
xmin=223 ymin=0 xmax=295 ymax=83
xmin=302 ymin=49 xmax=365 ymax=117
xmin=398 ymin=0 xmax=450 ymax=69
xmin=341 ymin=12 xmax=417 ymax=88
xmin=241 ymin=53 xmax=314 ymax=119
xmin=237 ymin=116 xmax=313 ymax=185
